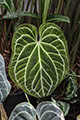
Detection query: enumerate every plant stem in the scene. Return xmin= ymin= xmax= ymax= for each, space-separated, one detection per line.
xmin=65 ymin=0 xmax=72 ymax=15
xmin=28 ymin=0 xmax=33 ymax=23
xmin=26 ymin=0 xmax=31 ymax=11
xmin=69 ymin=3 xmax=80 ymax=49
xmin=21 ymin=0 xmax=23 ymax=11
xmin=67 ymin=73 xmax=80 ymax=78
xmin=41 ymin=0 xmax=45 ymax=23
xmin=43 ymin=0 xmax=50 ymax=23
xmin=0 ymin=104 xmax=8 ymax=120
xmin=63 ymin=0 xmax=72 ymax=33
xmin=70 ymin=29 xmax=80 ymax=68
xmin=17 ymin=0 xmax=20 ymax=23
xmin=3 ymin=21 xmax=12 ymax=52
xmin=25 ymin=93 xmax=31 ymax=104
xmin=56 ymin=0 xmax=61 ymax=14
xmin=59 ymin=0 xmax=64 ymax=14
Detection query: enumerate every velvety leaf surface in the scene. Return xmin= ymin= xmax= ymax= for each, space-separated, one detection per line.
xmin=37 ymin=102 xmax=65 ymax=120
xmin=63 ymin=70 xmax=77 ymax=100
xmin=51 ymin=98 xmax=70 ymax=116
xmin=9 ymin=102 xmax=65 ymax=120
xmin=47 ymin=14 xmax=70 ymax=23
xmin=9 ymin=23 xmax=69 ymax=98
xmin=9 ymin=102 xmax=36 ymax=120
xmin=0 ymin=54 xmax=11 ymax=103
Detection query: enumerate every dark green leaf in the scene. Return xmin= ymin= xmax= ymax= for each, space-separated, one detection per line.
xmin=51 ymin=98 xmax=70 ymax=116
xmin=43 ymin=0 xmax=50 ymax=23
xmin=63 ymin=70 xmax=77 ymax=100
xmin=3 ymin=11 xmax=40 ymax=19
xmin=9 ymin=23 xmax=69 ymax=98
xmin=0 ymin=0 xmax=14 ymax=12
xmin=47 ymin=14 xmax=70 ymax=23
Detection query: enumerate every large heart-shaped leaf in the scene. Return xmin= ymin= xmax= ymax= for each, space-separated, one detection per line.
xmin=9 ymin=23 xmax=69 ymax=98
xmin=9 ymin=102 xmax=65 ymax=120
xmin=0 ymin=54 xmax=11 ymax=103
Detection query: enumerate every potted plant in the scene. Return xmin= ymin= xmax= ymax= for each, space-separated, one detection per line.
xmin=0 ymin=0 xmax=80 ymax=120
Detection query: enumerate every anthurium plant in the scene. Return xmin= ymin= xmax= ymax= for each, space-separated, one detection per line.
xmin=8 ymin=1 xmax=70 ymax=120
xmin=1 ymin=0 xmax=78 ymax=120
xmin=9 ymin=23 xmax=69 ymax=98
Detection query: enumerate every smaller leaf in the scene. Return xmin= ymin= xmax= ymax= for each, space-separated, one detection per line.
xmin=0 ymin=54 xmax=11 ymax=103
xmin=51 ymin=98 xmax=70 ymax=116
xmin=63 ymin=70 xmax=77 ymax=100
xmin=47 ymin=14 xmax=70 ymax=23
xmin=3 ymin=12 xmax=40 ymax=19
xmin=37 ymin=102 xmax=65 ymax=120
xmin=0 ymin=0 xmax=14 ymax=12
xmin=41 ymin=0 xmax=45 ymax=17
xmin=0 ymin=72 xmax=11 ymax=103
xmin=43 ymin=0 xmax=50 ymax=23
xmin=0 ymin=54 xmax=7 ymax=78
xmin=9 ymin=101 xmax=65 ymax=120
xmin=9 ymin=102 xmax=36 ymax=120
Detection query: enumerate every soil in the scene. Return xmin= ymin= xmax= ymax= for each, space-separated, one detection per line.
xmin=65 ymin=101 xmax=80 ymax=120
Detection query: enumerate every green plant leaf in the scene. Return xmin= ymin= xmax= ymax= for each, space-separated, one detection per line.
xmin=51 ymin=70 xmax=78 ymax=102
xmin=40 ymin=0 xmax=45 ymax=23
xmin=9 ymin=102 xmax=65 ymax=120
xmin=43 ymin=0 xmax=50 ymax=23
xmin=63 ymin=70 xmax=77 ymax=100
xmin=51 ymin=98 xmax=70 ymax=116
xmin=78 ymin=20 xmax=80 ymax=24
xmin=0 ymin=0 xmax=14 ymax=12
xmin=36 ymin=102 xmax=65 ymax=120
xmin=47 ymin=14 xmax=70 ymax=23
xmin=0 ymin=54 xmax=5 ymax=72
xmin=77 ymin=115 xmax=80 ymax=120
xmin=0 ymin=54 xmax=11 ymax=103
xmin=9 ymin=23 xmax=69 ymax=98
xmin=3 ymin=12 xmax=40 ymax=19
xmin=9 ymin=102 xmax=36 ymax=120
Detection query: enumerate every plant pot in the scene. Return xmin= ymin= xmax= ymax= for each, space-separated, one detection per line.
xmin=3 ymin=92 xmax=30 ymax=117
